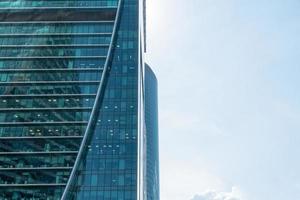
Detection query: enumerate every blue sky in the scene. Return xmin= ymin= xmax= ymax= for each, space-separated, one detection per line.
xmin=145 ymin=0 xmax=300 ymax=199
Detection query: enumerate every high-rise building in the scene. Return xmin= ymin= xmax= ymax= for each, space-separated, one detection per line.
xmin=144 ymin=64 xmax=159 ymax=200
xmin=0 ymin=0 xmax=159 ymax=200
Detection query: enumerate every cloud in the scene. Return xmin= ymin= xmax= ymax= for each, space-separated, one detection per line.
xmin=191 ymin=187 xmax=243 ymax=200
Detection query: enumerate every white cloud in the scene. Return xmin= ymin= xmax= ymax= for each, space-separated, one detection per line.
xmin=191 ymin=187 xmax=244 ymax=200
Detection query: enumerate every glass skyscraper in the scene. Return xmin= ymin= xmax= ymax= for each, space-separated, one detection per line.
xmin=0 ymin=0 xmax=159 ymax=200
xmin=144 ymin=64 xmax=159 ymax=200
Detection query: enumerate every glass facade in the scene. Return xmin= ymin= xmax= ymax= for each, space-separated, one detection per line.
xmin=0 ymin=0 xmax=159 ymax=200
xmin=144 ymin=64 xmax=159 ymax=200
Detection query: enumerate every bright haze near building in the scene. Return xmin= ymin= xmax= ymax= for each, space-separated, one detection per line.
xmin=145 ymin=0 xmax=300 ymax=200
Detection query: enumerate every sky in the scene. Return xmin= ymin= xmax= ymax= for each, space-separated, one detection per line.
xmin=145 ymin=0 xmax=300 ymax=200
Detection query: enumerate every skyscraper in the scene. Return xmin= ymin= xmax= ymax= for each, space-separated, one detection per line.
xmin=144 ymin=64 xmax=159 ymax=200
xmin=0 ymin=0 xmax=159 ymax=200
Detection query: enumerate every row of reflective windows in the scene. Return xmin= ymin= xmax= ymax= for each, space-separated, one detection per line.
xmin=0 ymin=187 xmax=64 ymax=200
xmin=0 ymin=98 xmax=135 ymax=111
xmin=0 ymin=58 xmax=105 ymax=69
xmin=84 ymin=143 xmax=137 ymax=156
xmin=0 ymin=85 xmax=98 ymax=95
xmin=0 ymin=154 xmax=136 ymax=174
xmin=0 ymin=156 xmax=137 ymax=170
xmin=0 ymin=47 xmax=108 ymax=57
xmin=0 ymin=0 xmax=118 ymax=8
xmin=0 ymin=143 xmax=136 ymax=159
xmin=0 ymin=125 xmax=136 ymax=139
xmin=76 ymin=173 xmax=136 ymax=188
xmin=0 ymin=125 xmax=86 ymax=137
xmin=89 ymin=132 xmax=137 ymax=141
xmin=0 ymin=112 xmax=136 ymax=125
xmin=0 ymin=110 xmax=92 ymax=122
xmin=0 ymin=168 xmax=137 ymax=186
xmin=80 ymin=158 xmax=137 ymax=172
xmin=74 ymin=189 xmax=136 ymax=200
xmin=0 ymin=170 xmax=70 ymax=184
xmin=0 ymin=138 xmax=81 ymax=152
xmin=0 ymin=97 xmax=95 ymax=108
xmin=0 ymin=73 xmax=133 ymax=86
xmin=0 ymin=35 xmax=111 ymax=45
xmin=0 ymin=71 xmax=102 ymax=82
xmin=0 ymin=23 xmax=114 ymax=34
xmin=0 ymin=53 xmax=138 ymax=69
xmin=0 ymin=188 xmax=137 ymax=200
xmin=0 ymin=154 xmax=76 ymax=168
xmin=1 ymin=103 xmax=136 ymax=115
xmin=0 ymin=86 xmax=136 ymax=98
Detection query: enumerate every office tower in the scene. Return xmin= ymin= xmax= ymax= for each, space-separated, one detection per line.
xmin=144 ymin=64 xmax=159 ymax=200
xmin=0 ymin=0 xmax=159 ymax=200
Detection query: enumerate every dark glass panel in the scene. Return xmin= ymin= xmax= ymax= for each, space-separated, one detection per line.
xmin=0 ymin=170 xmax=70 ymax=184
xmin=0 ymin=8 xmax=116 ymax=22
xmin=0 ymin=22 xmax=113 ymax=34
xmin=0 ymin=84 xmax=98 ymax=95
xmin=0 ymin=110 xmax=91 ymax=122
xmin=0 ymin=124 xmax=86 ymax=137
xmin=0 ymin=71 xmax=102 ymax=82
xmin=0 ymin=96 xmax=95 ymax=108
xmin=0 ymin=35 xmax=111 ymax=45
xmin=0 ymin=187 xmax=64 ymax=200
xmin=0 ymin=58 xmax=106 ymax=69
xmin=0 ymin=46 xmax=108 ymax=57
xmin=0 ymin=154 xmax=76 ymax=168
xmin=0 ymin=138 xmax=82 ymax=152
xmin=0 ymin=0 xmax=118 ymax=8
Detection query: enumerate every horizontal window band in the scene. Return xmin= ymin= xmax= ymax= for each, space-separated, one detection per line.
xmin=0 ymin=151 xmax=78 ymax=155
xmin=0 ymin=135 xmax=84 ymax=139
xmin=0 ymin=145 xmax=79 ymax=155
xmin=0 ymin=33 xmax=112 ymax=37
xmin=0 ymin=56 xmax=106 ymax=59
xmin=0 ymin=68 xmax=103 ymax=72
xmin=0 ymin=81 xmax=100 ymax=85
xmin=0 ymin=9 xmax=116 ymax=22
xmin=0 ymin=20 xmax=114 ymax=24
xmin=0 ymin=136 xmax=83 ymax=140
xmin=0 ymin=167 xmax=73 ymax=171
xmin=0 ymin=107 xmax=92 ymax=112
xmin=0 ymin=44 xmax=109 ymax=48
xmin=74 ymin=169 xmax=138 ymax=175
xmin=0 ymin=94 xmax=96 ymax=98
xmin=0 ymin=183 xmax=66 ymax=187
xmin=0 ymin=7 xmax=117 ymax=10
xmin=0 ymin=121 xmax=88 ymax=126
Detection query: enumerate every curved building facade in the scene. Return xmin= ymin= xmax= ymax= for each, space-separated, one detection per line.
xmin=0 ymin=0 xmax=159 ymax=200
xmin=144 ymin=64 xmax=159 ymax=200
